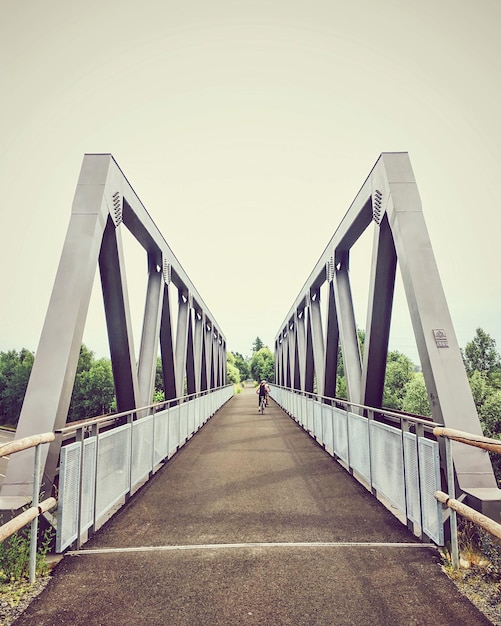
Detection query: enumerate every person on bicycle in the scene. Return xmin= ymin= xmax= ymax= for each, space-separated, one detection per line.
xmin=256 ymin=380 xmax=270 ymax=410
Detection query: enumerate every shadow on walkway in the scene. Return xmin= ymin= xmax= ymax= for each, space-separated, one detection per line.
xmin=15 ymin=387 xmax=492 ymax=625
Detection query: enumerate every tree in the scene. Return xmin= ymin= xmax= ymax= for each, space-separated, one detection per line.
xmin=226 ymin=352 xmax=240 ymax=384
xmin=250 ymin=347 xmax=274 ymax=383
xmin=383 ymin=351 xmax=414 ymax=410
xmin=464 ymin=328 xmax=500 ymax=376
xmin=68 ymin=345 xmax=115 ymax=421
xmin=233 ymin=352 xmax=250 ymax=382
xmin=402 ymin=373 xmax=431 ymax=416
xmin=155 ymin=357 xmax=164 ymax=397
xmin=0 ymin=349 xmax=34 ymax=426
xmin=252 ymin=337 xmax=264 ymax=353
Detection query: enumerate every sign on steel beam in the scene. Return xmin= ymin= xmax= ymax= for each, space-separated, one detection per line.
xmin=0 ymin=154 xmax=226 ymax=502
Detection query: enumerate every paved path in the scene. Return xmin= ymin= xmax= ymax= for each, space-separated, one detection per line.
xmin=16 ymin=388 xmax=492 ymax=625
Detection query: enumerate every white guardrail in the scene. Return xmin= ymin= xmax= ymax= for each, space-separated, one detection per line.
xmin=269 ymin=384 xmax=444 ymax=545
xmin=56 ymin=385 xmax=234 ymax=552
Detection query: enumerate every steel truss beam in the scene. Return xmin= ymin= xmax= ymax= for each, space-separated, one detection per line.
xmin=274 ymin=152 xmax=500 ymax=511
xmin=1 ymin=154 xmax=226 ymax=502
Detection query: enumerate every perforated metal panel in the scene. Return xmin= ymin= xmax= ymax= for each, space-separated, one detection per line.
xmin=322 ymin=404 xmax=334 ymax=455
xmin=403 ymin=432 xmax=421 ymax=526
xmin=179 ymin=402 xmax=188 ymax=445
xmin=348 ymin=413 xmax=370 ymax=484
xmin=369 ymin=421 xmax=405 ymax=514
xmin=131 ymin=415 xmax=154 ymax=489
xmin=188 ymin=398 xmax=196 ymax=436
xmin=153 ymin=409 xmax=169 ymax=466
xmin=333 ymin=408 xmax=349 ymax=464
xmin=313 ymin=401 xmax=322 ymax=442
xmin=80 ymin=437 xmax=97 ymax=534
xmin=194 ymin=396 xmax=201 ymax=428
xmin=168 ymin=405 xmax=180 ymax=457
xmin=291 ymin=392 xmax=298 ymax=421
xmin=419 ymin=438 xmax=444 ymax=545
xmin=305 ymin=398 xmax=314 ymax=433
xmin=56 ymin=387 xmax=231 ymax=553
xmin=95 ymin=423 xmax=131 ymax=522
xmin=298 ymin=395 xmax=305 ymax=427
xmin=56 ymin=441 xmax=81 ymax=552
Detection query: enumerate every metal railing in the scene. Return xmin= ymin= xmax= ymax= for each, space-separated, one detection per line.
xmin=0 ymin=433 xmax=57 ymax=582
xmin=433 ymin=427 xmax=501 ymax=568
xmin=56 ymin=385 xmax=234 ymax=552
xmin=269 ymin=384 xmax=444 ymax=543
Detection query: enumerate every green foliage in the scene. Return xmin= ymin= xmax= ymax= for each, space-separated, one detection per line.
xmin=155 ymin=357 xmax=164 ymax=397
xmin=336 ymin=376 xmax=347 ymax=400
xmin=402 ymin=372 xmax=431 ymax=416
xmin=464 ymin=328 xmax=500 ymax=376
xmin=153 ymin=389 xmax=165 ymax=403
xmin=0 ymin=350 xmax=34 ymax=426
xmin=226 ymin=353 xmax=240 ymax=384
xmin=0 ymin=518 xmax=53 ymax=583
xmin=250 ymin=347 xmax=274 ymax=383
xmin=68 ymin=345 xmax=115 ymax=422
xmin=233 ymin=352 xmax=250 ymax=382
xmin=383 ymin=351 xmax=414 ymax=410
xmin=480 ymin=390 xmax=501 ymax=436
xmin=252 ymin=337 xmax=264 ymax=353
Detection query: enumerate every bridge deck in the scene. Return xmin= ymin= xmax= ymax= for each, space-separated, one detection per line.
xmin=17 ymin=388 xmax=490 ymax=625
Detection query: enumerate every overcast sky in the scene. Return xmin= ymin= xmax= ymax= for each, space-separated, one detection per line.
xmin=1 ymin=0 xmax=500 ymax=365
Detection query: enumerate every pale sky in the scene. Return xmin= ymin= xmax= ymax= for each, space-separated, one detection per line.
xmin=1 ymin=0 xmax=500 ymax=365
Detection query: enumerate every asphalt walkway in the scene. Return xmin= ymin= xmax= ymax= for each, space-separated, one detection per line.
xmin=15 ymin=387 xmax=492 ymax=625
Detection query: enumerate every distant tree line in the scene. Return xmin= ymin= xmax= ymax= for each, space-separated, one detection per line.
xmin=1 ymin=330 xmax=500 ymax=450
xmin=226 ymin=337 xmax=274 ymax=386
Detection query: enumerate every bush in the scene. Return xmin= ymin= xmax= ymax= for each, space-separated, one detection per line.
xmin=0 ymin=519 xmax=53 ymax=583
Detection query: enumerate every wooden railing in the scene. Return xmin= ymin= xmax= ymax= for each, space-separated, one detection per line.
xmin=433 ymin=427 xmax=501 ymax=568
xmin=0 ymin=433 xmax=57 ymax=582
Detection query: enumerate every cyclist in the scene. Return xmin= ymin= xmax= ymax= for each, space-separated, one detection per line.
xmin=256 ymin=380 xmax=270 ymax=411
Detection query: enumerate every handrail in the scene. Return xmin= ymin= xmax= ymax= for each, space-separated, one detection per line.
xmin=0 ymin=432 xmax=57 ymax=582
xmin=435 ymin=490 xmax=501 ymax=540
xmin=433 ymin=427 xmax=501 ymax=570
xmin=0 ymin=432 xmax=55 ymax=457
xmin=270 ymin=383 xmax=441 ymax=429
xmin=55 ymin=384 xmax=233 ymax=435
xmin=433 ymin=426 xmax=501 ymax=454
xmin=0 ymin=497 xmax=57 ymax=543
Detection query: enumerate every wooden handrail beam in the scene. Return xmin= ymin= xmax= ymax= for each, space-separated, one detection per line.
xmin=433 ymin=427 xmax=501 ymax=455
xmin=435 ymin=490 xmax=501 ymax=540
xmin=0 ymin=432 xmax=55 ymax=458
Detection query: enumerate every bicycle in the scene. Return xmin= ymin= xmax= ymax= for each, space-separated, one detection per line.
xmin=259 ymin=395 xmax=267 ymax=414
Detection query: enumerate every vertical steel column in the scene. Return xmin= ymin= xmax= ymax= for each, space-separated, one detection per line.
xmin=360 ymin=214 xmax=397 ymax=408
xmin=304 ymin=305 xmax=315 ymax=393
xmin=296 ymin=309 xmax=307 ymax=391
xmin=1 ymin=156 xmax=110 ymax=499
xmin=193 ymin=311 xmax=204 ymax=393
xmin=138 ymin=257 xmax=164 ymax=408
xmin=309 ymin=292 xmax=326 ymax=397
xmin=185 ymin=307 xmax=196 ymax=395
xmin=204 ymin=322 xmax=213 ymax=391
xmin=381 ymin=152 xmax=495 ymax=489
xmin=333 ymin=253 xmax=362 ymax=403
xmin=29 ymin=444 xmax=41 ymax=583
xmin=212 ymin=332 xmax=219 ymax=388
xmin=221 ymin=338 xmax=227 ymax=385
xmin=160 ymin=282 xmax=177 ymax=401
xmin=175 ymin=291 xmax=190 ymax=398
xmin=288 ymin=321 xmax=296 ymax=390
xmin=323 ymin=281 xmax=339 ymax=399
xmin=100 ymin=218 xmax=140 ymax=412
xmin=277 ymin=335 xmax=284 ymax=386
